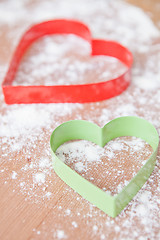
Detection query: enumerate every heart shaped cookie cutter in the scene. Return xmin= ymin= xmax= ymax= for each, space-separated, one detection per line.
xmin=2 ymin=19 xmax=133 ymax=104
xmin=50 ymin=116 xmax=159 ymax=217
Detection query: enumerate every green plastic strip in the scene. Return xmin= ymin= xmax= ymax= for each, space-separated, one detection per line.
xmin=50 ymin=116 xmax=159 ymax=217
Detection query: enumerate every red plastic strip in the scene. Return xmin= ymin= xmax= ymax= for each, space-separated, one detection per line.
xmin=2 ymin=19 xmax=133 ymax=104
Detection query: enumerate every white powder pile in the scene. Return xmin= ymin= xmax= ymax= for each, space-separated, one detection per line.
xmin=13 ymin=34 xmax=127 ymax=86
xmin=0 ymin=103 xmax=83 ymax=155
xmin=56 ymin=137 xmax=153 ymax=195
xmin=71 ymin=221 xmax=78 ymax=228
xmin=34 ymin=172 xmax=46 ymax=185
xmin=56 ymin=230 xmax=67 ymax=239
xmin=0 ymin=0 xmax=160 ymax=239
xmin=11 ymin=171 xmax=17 ymax=179
xmin=56 ymin=140 xmax=105 ymax=167
xmin=0 ymin=0 xmax=159 ymax=52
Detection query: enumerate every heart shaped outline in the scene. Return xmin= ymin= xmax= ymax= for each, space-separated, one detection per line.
xmin=2 ymin=19 xmax=132 ymax=104
xmin=50 ymin=116 xmax=159 ymax=217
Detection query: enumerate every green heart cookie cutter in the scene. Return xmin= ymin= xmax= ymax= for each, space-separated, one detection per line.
xmin=50 ymin=116 xmax=159 ymax=217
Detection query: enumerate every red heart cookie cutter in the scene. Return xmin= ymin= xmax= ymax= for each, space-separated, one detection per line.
xmin=2 ymin=19 xmax=133 ymax=104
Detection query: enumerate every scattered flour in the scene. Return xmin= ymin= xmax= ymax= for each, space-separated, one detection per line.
xmin=56 ymin=230 xmax=66 ymax=239
xmin=93 ymin=225 xmax=98 ymax=232
xmin=71 ymin=221 xmax=78 ymax=228
xmin=101 ymin=234 xmax=105 ymax=240
xmin=75 ymin=162 xmax=84 ymax=173
xmin=34 ymin=172 xmax=46 ymax=184
xmin=56 ymin=137 xmax=153 ymax=195
xmin=45 ymin=192 xmax=52 ymax=198
xmin=56 ymin=140 xmax=105 ymax=165
xmin=11 ymin=171 xmax=17 ymax=179
xmin=13 ymin=35 xmax=127 ymax=86
xmin=133 ymin=76 xmax=159 ymax=90
xmin=65 ymin=209 xmax=71 ymax=216
xmin=0 ymin=0 xmax=159 ymax=239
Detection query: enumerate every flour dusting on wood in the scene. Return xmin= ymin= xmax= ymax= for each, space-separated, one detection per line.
xmin=0 ymin=0 xmax=160 ymax=239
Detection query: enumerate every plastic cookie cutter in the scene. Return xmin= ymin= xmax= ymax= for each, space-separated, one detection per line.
xmin=50 ymin=116 xmax=159 ymax=218
xmin=2 ymin=19 xmax=133 ymax=104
